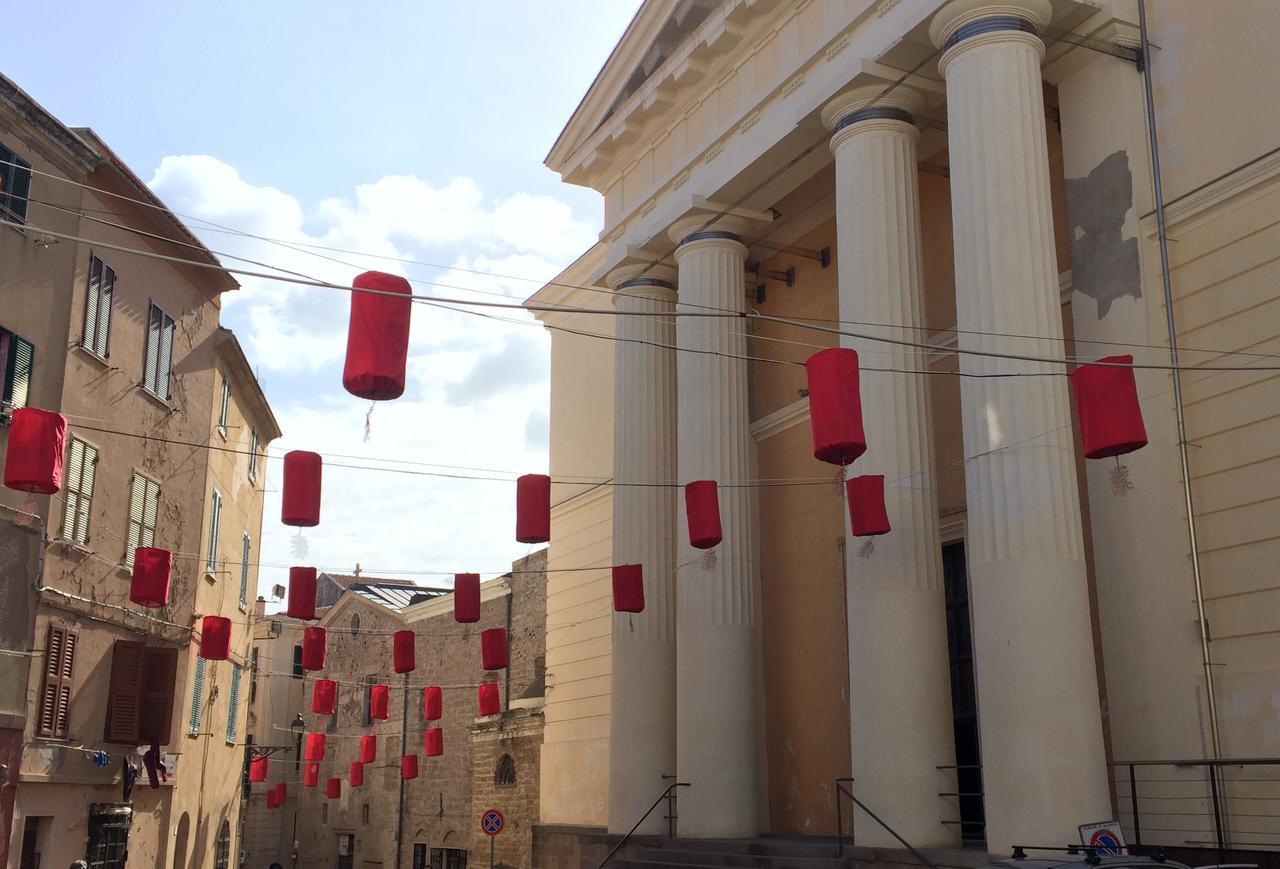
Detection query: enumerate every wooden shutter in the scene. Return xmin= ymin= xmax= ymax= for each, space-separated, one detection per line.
xmin=158 ymin=312 xmax=175 ymax=399
xmin=84 ymin=257 xmax=102 ymax=354
xmin=9 ymin=153 xmax=30 ymax=223
xmin=8 ymin=334 xmax=32 ymax=409
xmin=126 ymin=473 xmax=145 ymax=566
xmin=188 ymin=656 xmax=206 ymax=734
xmin=219 ymin=377 xmax=230 ymax=432
xmin=105 ymin=641 xmax=145 ymax=743
xmin=239 ymin=534 xmax=251 ymax=607
xmin=140 ymin=646 xmax=178 ymax=745
xmin=249 ymin=429 xmax=259 ymax=480
xmin=73 ymin=442 xmax=97 ymax=545
xmin=62 ymin=439 xmax=85 ymax=541
xmin=144 ymin=305 xmax=161 ymax=393
xmin=206 ymin=491 xmax=222 ymax=573
xmin=37 ymin=624 xmax=77 ymax=738
xmin=98 ymin=263 xmax=114 ymax=358
xmin=226 ymin=664 xmax=242 ymax=743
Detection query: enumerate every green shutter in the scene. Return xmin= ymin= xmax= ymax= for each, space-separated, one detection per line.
xmin=188 ymin=656 xmax=206 ymax=734
xmin=206 ymin=491 xmax=221 ymax=573
xmin=9 ymin=335 xmax=32 ymax=409
xmin=239 ymin=534 xmax=250 ymax=607
xmin=218 ymin=377 xmax=230 ymax=433
xmin=9 ymin=154 xmax=30 ymax=223
xmin=226 ymin=664 xmax=241 ymax=743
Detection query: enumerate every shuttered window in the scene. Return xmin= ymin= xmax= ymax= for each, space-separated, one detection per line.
xmin=142 ymin=303 xmax=175 ymax=400
xmin=139 ymin=646 xmax=177 ymax=745
xmin=248 ymin=429 xmax=259 ymax=482
xmin=125 ymin=473 xmax=160 ymax=567
xmin=106 ymin=642 xmax=177 ymax=744
xmin=239 ymin=533 xmax=251 ymax=607
xmin=37 ymin=624 xmax=77 ymax=738
xmin=217 ymin=376 xmax=230 ymax=437
xmin=249 ymin=647 xmax=259 ymax=704
xmin=226 ymin=663 xmax=242 ymax=743
xmin=1 ymin=327 xmax=34 ymax=410
xmin=0 ymin=142 xmax=32 ymax=224
xmin=62 ymin=437 xmax=98 ymax=545
xmin=188 ymin=656 xmax=206 ymax=734
xmin=82 ymin=255 xmax=115 ymax=358
xmin=291 ymin=645 xmax=303 ymax=679
xmin=205 ymin=490 xmax=222 ymax=574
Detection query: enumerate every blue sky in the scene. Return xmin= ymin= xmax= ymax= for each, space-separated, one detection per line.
xmin=7 ymin=1 xmax=640 ymax=592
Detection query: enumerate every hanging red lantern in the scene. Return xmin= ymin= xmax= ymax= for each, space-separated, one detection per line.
xmin=267 ymin=789 xmax=279 ymax=810
xmin=304 ymin=732 xmax=326 ymax=762
xmin=303 ymin=762 xmax=320 ymax=788
xmin=684 ymin=480 xmax=722 ymax=549
xmin=454 ymin=573 xmax=480 ymax=623
xmin=248 ymin=756 xmax=268 ymax=783
xmin=393 ymin=630 xmax=415 ymax=673
xmin=370 ymin=684 xmax=390 ymax=720
xmin=360 ymin=734 xmax=376 ymax=764
xmin=311 ymin=679 xmax=337 ymax=715
xmin=805 ymin=347 xmax=867 ymax=466
xmin=401 ymin=755 xmax=419 ymax=780
xmin=3 ymin=407 xmax=67 ymax=494
xmin=515 ymin=473 xmax=551 ymax=543
xmin=611 ymin=564 xmax=645 ymax=613
xmin=275 ymin=782 xmax=286 ymax=802
xmin=302 ymin=626 xmax=326 ymax=671
xmin=423 ymin=686 xmax=442 ymax=721
xmin=129 ymin=548 xmax=172 ymax=608
xmin=286 ymin=566 xmax=318 ymax=620
xmin=846 ymin=474 xmax=890 ymax=537
xmin=1070 ymin=354 xmax=1149 ymax=459
xmin=349 ymin=762 xmax=364 ymax=788
xmin=481 ymin=628 xmax=508 ymax=671
xmin=344 ymin=270 xmax=412 ymax=401
xmin=325 ymin=777 xmax=341 ymax=799
xmin=423 ymin=727 xmax=443 ymax=758
xmin=477 ymin=682 xmax=501 ymax=717
xmin=199 ymin=616 xmax=231 ymax=661
xmin=281 ymin=450 xmax=322 ymax=527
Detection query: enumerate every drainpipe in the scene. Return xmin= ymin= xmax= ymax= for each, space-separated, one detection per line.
xmin=395 ymin=671 xmax=408 ymax=869
xmin=1137 ymin=0 xmax=1224 ymax=766
xmin=504 ymin=584 xmax=513 ymax=709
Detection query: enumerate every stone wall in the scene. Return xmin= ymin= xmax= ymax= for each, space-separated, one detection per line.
xmin=470 ymin=706 xmax=543 ymax=868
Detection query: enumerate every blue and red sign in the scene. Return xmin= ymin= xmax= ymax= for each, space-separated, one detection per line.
xmin=1078 ymin=821 xmax=1126 ymax=856
xmin=481 ymin=808 xmax=504 ymax=837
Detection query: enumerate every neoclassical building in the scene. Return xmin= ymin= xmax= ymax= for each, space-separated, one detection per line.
xmin=527 ymin=0 xmax=1280 ymax=861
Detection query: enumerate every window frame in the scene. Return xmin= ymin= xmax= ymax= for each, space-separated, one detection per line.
xmin=37 ymin=623 xmax=78 ymax=738
xmin=81 ymin=254 xmax=116 ymax=360
xmin=0 ymin=142 xmax=32 ymax=225
xmin=125 ymin=471 xmax=160 ymax=568
xmin=291 ymin=645 xmax=303 ymax=679
xmin=141 ymin=301 xmax=176 ymax=401
xmin=205 ymin=489 xmax=222 ymax=575
xmin=213 ymin=821 xmax=231 ymax=869
xmin=62 ymin=436 xmax=99 ymax=546
xmin=495 ymin=753 xmax=517 ymax=787
xmin=217 ymin=375 xmax=230 ymax=438
xmin=0 ymin=326 xmax=33 ymax=412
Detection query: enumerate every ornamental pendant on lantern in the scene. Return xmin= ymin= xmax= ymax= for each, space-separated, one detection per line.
xmin=281 ymin=451 xmax=322 ymax=527
xmin=286 ymin=566 xmax=318 ymax=620
xmin=477 ymin=682 xmax=501 ymax=717
xmin=199 ymin=616 xmax=231 ymax=661
xmin=481 ymin=628 xmax=508 ymax=671
xmin=3 ymin=407 xmax=67 ymax=494
xmin=1070 ymin=354 xmax=1148 ymax=496
xmin=130 ymin=548 xmax=172 ymax=609
xmin=805 ymin=347 xmax=867 ymax=466
xmin=454 ymin=573 xmax=480 ymax=623
xmin=611 ymin=564 xmax=644 ymax=613
xmin=344 ymin=271 xmax=413 ymax=401
xmin=684 ymin=480 xmax=722 ymax=549
xmin=515 ymin=474 xmax=551 ymax=543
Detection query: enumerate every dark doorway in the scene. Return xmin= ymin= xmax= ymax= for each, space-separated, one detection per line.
xmin=942 ymin=541 xmax=986 ymax=846
xmin=20 ymin=816 xmax=43 ymax=869
xmin=336 ymin=834 xmax=355 ymax=869
xmin=85 ymin=805 xmax=131 ymax=869
xmin=429 ymin=848 xmax=467 ymax=869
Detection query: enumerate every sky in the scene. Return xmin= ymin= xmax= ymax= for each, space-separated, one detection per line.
xmin=7 ymin=1 xmax=641 ymax=595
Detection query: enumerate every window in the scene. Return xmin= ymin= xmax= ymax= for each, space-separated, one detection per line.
xmin=188 ymin=656 xmax=206 ymax=734
xmin=62 ymin=437 xmax=98 ymax=545
xmin=0 ymin=327 xmax=33 ymax=411
xmin=37 ymin=623 xmax=77 ymax=738
xmin=249 ymin=647 xmax=259 ymax=704
xmin=291 ymin=645 xmax=303 ymax=679
xmin=125 ymin=473 xmax=160 ymax=567
xmin=105 ymin=641 xmax=177 ymax=744
xmin=217 ymin=375 xmax=230 ymax=437
xmin=242 ymin=735 xmax=255 ymax=791
xmin=142 ymin=303 xmax=175 ymax=400
xmin=430 ymin=848 xmax=468 ymax=869
xmin=205 ymin=490 xmax=222 ymax=574
xmin=350 ymin=614 xmax=360 ymax=635
xmin=412 ymin=843 xmax=428 ymax=869
xmin=226 ymin=663 xmax=242 ymax=743
xmin=361 ymin=803 xmax=370 ymax=825
xmin=362 ymin=675 xmax=375 ymax=726
xmin=248 ymin=428 xmax=259 ymax=482
xmin=239 ymin=533 xmax=251 ymax=607
xmin=82 ymin=255 xmax=115 ymax=358
xmin=0 ymin=142 xmax=32 ymax=224
xmin=213 ymin=821 xmax=230 ymax=869
xmin=495 ymin=753 xmax=517 ymax=787
xmin=321 ymin=804 xmax=328 ymax=825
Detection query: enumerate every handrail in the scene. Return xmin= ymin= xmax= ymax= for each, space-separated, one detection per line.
xmin=598 ymin=782 xmax=690 ymax=868
xmin=835 ymin=778 xmax=940 ymax=869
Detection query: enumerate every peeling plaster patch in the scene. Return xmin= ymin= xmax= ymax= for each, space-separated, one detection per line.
xmin=1066 ymin=150 xmax=1142 ymax=319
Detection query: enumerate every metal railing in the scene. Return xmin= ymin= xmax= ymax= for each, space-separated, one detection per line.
xmin=598 ymin=782 xmax=690 ymax=868
xmin=937 ymin=762 xmax=986 ymax=843
xmin=834 ymin=778 xmax=941 ymax=869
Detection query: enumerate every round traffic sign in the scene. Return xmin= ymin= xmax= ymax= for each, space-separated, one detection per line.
xmin=1089 ymin=830 xmax=1122 ymax=856
xmin=481 ymin=808 xmax=504 ymax=837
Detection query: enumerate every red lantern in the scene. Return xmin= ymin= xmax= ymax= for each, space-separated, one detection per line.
xmin=302 ymin=626 xmax=326 ymax=671
xmin=267 ymin=789 xmax=279 ymax=810
xmin=481 ymin=628 xmax=508 ymax=671
xmin=248 ymin=756 xmax=268 ymax=783
xmin=477 ymin=682 xmax=501 ymax=717
xmin=515 ymin=473 xmax=551 ymax=543
xmin=286 ymin=566 xmax=317 ymax=620
xmin=401 ymin=755 xmax=418 ymax=780
xmin=303 ymin=762 xmax=320 ymax=787
xmin=281 ymin=450 xmax=322 ymax=527
xmin=325 ymin=777 xmax=341 ymax=799
xmin=423 ymin=727 xmax=443 ymax=757
xmin=360 ymin=734 xmax=376 ymax=764
xmin=311 ymin=679 xmax=337 ymax=715
xmin=199 ymin=616 xmax=231 ymax=661
xmin=349 ymin=761 xmax=364 ymax=788
xmin=3 ymin=408 xmax=67 ymax=494
xmin=805 ymin=347 xmax=867 ymax=466
xmin=344 ymin=270 xmax=412 ymax=401
xmin=454 ymin=573 xmax=480 ymax=623
xmin=275 ymin=782 xmax=286 ymax=802
xmin=1070 ymin=354 xmax=1149 ymax=459
xmin=684 ymin=480 xmax=722 ymax=549
xmin=846 ymin=474 xmax=890 ymax=537
xmin=304 ymin=732 xmax=326 ymax=762
xmin=393 ymin=630 xmax=415 ymax=674
xmin=611 ymin=564 xmax=644 ymax=613
xmin=423 ymin=686 xmax=442 ymax=721
xmin=370 ymin=684 xmax=390 ymax=720
xmin=129 ymin=547 xmax=172 ymax=608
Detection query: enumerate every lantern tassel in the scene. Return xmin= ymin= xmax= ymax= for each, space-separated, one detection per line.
xmin=1109 ymin=456 xmax=1134 ymax=497
xmin=364 ymin=402 xmax=375 ymax=443
xmin=856 ymin=538 xmax=876 ymax=559
xmin=290 ymin=531 xmax=309 ymax=559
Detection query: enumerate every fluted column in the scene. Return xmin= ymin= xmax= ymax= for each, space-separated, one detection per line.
xmin=607 ymin=265 xmax=679 ymax=834
xmin=821 ymin=86 xmax=958 ymax=847
xmin=930 ymin=0 xmax=1111 ymax=849
xmin=670 ymin=215 xmax=761 ymax=837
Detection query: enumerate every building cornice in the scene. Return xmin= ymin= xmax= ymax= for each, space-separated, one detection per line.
xmin=1142 ymin=146 xmax=1280 ymax=236
xmin=750 ymin=397 xmax=809 ymax=442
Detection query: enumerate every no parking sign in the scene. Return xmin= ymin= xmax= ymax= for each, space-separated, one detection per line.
xmin=481 ymin=808 xmax=504 ymax=837
xmin=1078 ymin=820 xmax=1127 ymax=856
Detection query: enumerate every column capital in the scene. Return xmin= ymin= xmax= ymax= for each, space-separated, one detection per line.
xmin=930 ymin=0 xmax=1053 ymax=71
xmin=822 ymin=85 xmax=925 ymax=152
xmin=606 ymin=263 xmax=678 ymax=301
xmin=668 ymin=212 xmax=755 ymax=248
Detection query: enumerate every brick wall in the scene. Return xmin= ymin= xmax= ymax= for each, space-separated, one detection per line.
xmin=470 ymin=707 xmax=543 ymax=868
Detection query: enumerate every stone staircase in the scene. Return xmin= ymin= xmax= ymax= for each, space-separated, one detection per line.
xmin=605 ymin=837 xmax=997 ymax=869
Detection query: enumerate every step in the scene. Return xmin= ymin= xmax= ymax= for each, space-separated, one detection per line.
xmin=628 ymin=847 xmax=851 ymax=868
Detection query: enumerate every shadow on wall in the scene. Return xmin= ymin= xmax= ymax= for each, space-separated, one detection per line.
xmin=174 ymin=812 xmax=190 ymax=869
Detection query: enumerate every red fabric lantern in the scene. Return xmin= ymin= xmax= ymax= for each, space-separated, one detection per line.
xmin=311 ymin=679 xmax=337 ymax=715
xmin=1070 ymin=354 xmax=1149 ymax=459
xmin=454 ymin=573 xmax=480 ymax=623
xmin=274 ymin=782 xmax=286 ymax=803
xmin=515 ymin=473 xmax=551 ymax=543
xmin=805 ymin=347 xmax=867 ymax=466
xmin=684 ymin=480 xmax=722 ymax=549
xmin=286 ymin=566 xmax=318 ymax=620
xmin=423 ymin=727 xmax=443 ymax=757
xmin=370 ymin=684 xmax=390 ymax=720
xmin=393 ymin=630 xmax=415 ymax=674
xmin=325 ymin=777 xmax=341 ymax=799
xmin=267 ymin=789 xmax=279 ymax=809
xmin=129 ymin=548 xmax=172 ymax=608
xmin=481 ymin=628 xmax=508 ymax=671
xmin=611 ymin=564 xmax=644 ymax=613
xmin=423 ymin=686 xmax=442 ymax=721
xmin=199 ymin=616 xmax=231 ymax=661
xmin=349 ymin=761 xmax=364 ymax=788
xmin=304 ymin=732 xmax=326 ymax=762
xmin=344 ymin=270 xmax=412 ymax=401
xmin=303 ymin=762 xmax=320 ymax=787
xmin=401 ymin=755 xmax=418 ymax=780
xmin=281 ymin=450 xmax=322 ymax=527
xmin=360 ymin=734 xmax=376 ymax=764
xmin=477 ymin=682 xmax=501 ymax=717
xmin=248 ymin=756 xmax=268 ymax=783
xmin=846 ymin=474 xmax=890 ymax=537
xmin=302 ymin=626 xmax=326 ymax=671
xmin=3 ymin=408 xmax=67 ymax=494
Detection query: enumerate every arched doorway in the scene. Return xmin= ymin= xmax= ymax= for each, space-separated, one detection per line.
xmin=173 ymin=813 xmax=190 ymax=869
